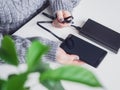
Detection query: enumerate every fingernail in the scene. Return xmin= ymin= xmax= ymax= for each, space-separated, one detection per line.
xmin=75 ymin=56 xmax=79 ymax=60
xmin=59 ymin=18 xmax=64 ymax=22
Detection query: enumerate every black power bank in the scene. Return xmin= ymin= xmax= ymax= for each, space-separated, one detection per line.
xmin=76 ymin=19 xmax=120 ymax=54
xmin=60 ymin=34 xmax=107 ymax=68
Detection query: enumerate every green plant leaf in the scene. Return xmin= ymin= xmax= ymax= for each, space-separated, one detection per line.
xmin=0 ymin=79 xmax=6 ymax=90
xmin=40 ymin=65 xmax=102 ymax=87
xmin=41 ymin=80 xmax=64 ymax=90
xmin=2 ymin=73 xmax=28 ymax=90
xmin=38 ymin=62 xmax=64 ymax=90
xmin=35 ymin=62 xmax=52 ymax=73
xmin=0 ymin=36 xmax=19 ymax=66
xmin=26 ymin=40 xmax=49 ymax=71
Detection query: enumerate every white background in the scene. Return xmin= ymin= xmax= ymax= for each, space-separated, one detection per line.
xmin=0 ymin=0 xmax=120 ymax=90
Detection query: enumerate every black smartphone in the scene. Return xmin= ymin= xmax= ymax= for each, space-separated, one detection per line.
xmin=60 ymin=34 xmax=107 ymax=68
xmin=78 ymin=19 xmax=120 ymax=53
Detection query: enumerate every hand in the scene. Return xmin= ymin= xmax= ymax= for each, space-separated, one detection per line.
xmin=52 ymin=10 xmax=72 ymax=28
xmin=56 ymin=48 xmax=84 ymax=65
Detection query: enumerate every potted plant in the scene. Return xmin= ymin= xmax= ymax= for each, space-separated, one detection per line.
xmin=0 ymin=36 xmax=103 ymax=90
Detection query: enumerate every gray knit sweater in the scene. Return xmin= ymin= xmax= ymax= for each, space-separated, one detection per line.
xmin=0 ymin=0 xmax=80 ymax=64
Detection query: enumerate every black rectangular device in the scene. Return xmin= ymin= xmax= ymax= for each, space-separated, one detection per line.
xmin=60 ymin=34 xmax=107 ymax=68
xmin=78 ymin=19 xmax=120 ymax=54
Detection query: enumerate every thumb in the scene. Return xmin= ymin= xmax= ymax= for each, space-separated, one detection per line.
xmin=56 ymin=11 xmax=64 ymax=23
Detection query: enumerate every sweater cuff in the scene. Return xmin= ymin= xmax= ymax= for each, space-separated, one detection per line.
xmin=51 ymin=0 xmax=73 ymax=16
xmin=29 ymin=37 xmax=60 ymax=62
xmin=43 ymin=41 xmax=60 ymax=62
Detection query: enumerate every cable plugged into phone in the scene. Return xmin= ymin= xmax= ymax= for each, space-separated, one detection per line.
xmin=71 ymin=25 xmax=81 ymax=30
xmin=37 ymin=22 xmax=64 ymax=42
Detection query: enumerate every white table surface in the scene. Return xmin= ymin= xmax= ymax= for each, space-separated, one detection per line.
xmin=0 ymin=0 xmax=120 ymax=90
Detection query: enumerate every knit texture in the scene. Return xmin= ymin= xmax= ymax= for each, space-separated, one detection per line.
xmin=28 ymin=37 xmax=60 ymax=62
xmin=49 ymin=0 xmax=81 ymax=16
xmin=0 ymin=0 xmax=47 ymax=34
xmin=0 ymin=34 xmax=59 ymax=64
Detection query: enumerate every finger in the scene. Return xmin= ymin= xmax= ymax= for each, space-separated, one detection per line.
xmin=56 ymin=11 xmax=64 ymax=23
xmin=52 ymin=19 xmax=70 ymax=28
xmin=72 ymin=60 xmax=85 ymax=65
xmin=56 ymin=23 xmax=70 ymax=28
xmin=52 ymin=19 xmax=63 ymax=28
xmin=71 ymin=55 xmax=84 ymax=65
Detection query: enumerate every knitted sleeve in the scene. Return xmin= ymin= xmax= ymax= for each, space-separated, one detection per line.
xmin=49 ymin=0 xmax=81 ymax=16
xmin=0 ymin=34 xmax=60 ymax=64
xmin=0 ymin=0 xmax=46 ymax=34
xmin=28 ymin=37 xmax=60 ymax=62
